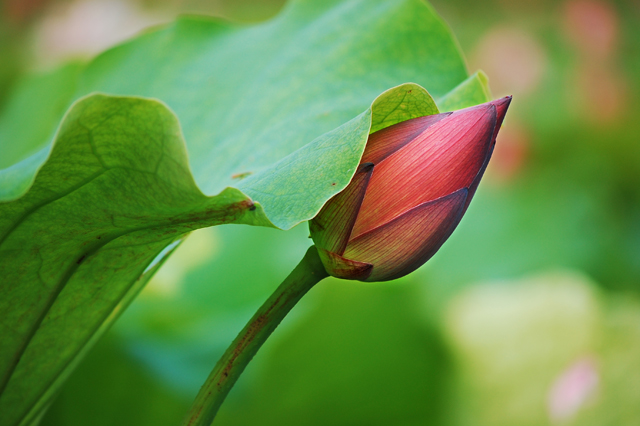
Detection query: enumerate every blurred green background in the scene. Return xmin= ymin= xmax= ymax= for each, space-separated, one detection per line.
xmin=1 ymin=0 xmax=639 ymax=424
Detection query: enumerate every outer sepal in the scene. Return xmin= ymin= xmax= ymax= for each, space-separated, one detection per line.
xmin=316 ymin=247 xmax=373 ymax=281
xmin=309 ymin=163 xmax=374 ymax=255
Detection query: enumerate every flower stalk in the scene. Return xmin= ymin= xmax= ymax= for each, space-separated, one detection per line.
xmin=181 ymin=246 xmax=328 ymax=426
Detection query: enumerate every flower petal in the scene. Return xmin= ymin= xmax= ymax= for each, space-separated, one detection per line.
xmin=463 ymin=145 xmax=494 ymax=213
xmin=361 ymin=113 xmax=451 ymax=165
xmin=309 ymin=163 xmax=374 ymax=255
xmin=352 ymin=103 xmax=497 ymax=237
xmin=344 ymin=189 xmax=468 ymax=282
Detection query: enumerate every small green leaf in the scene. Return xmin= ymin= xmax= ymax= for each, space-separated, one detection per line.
xmin=370 ymin=83 xmax=439 ymax=133
xmin=437 ymin=71 xmax=492 ymax=112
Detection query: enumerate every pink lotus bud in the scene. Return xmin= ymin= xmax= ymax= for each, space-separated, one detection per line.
xmin=310 ymin=97 xmax=512 ymax=282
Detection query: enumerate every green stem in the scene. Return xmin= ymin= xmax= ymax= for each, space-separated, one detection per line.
xmin=181 ymin=245 xmax=328 ymax=426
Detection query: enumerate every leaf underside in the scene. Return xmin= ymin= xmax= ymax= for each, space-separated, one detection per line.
xmin=0 ymin=0 xmax=490 ymax=424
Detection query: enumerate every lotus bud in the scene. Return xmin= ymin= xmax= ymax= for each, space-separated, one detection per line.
xmin=310 ymin=97 xmax=512 ymax=282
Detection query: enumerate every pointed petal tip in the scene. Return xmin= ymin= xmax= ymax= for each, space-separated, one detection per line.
xmin=452 ymin=96 xmax=512 ymax=117
xmin=492 ymin=95 xmax=513 ymax=104
xmin=455 ymin=186 xmax=470 ymax=201
xmin=448 ymin=99 xmax=498 ymax=123
xmin=359 ymin=162 xmax=374 ymax=173
xmin=485 ymin=96 xmax=511 ymax=145
xmin=490 ymin=95 xmax=512 ymax=107
xmin=490 ymin=96 xmax=512 ymax=121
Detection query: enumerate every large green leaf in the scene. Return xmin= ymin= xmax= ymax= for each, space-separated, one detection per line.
xmin=0 ymin=0 xmax=490 ymax=424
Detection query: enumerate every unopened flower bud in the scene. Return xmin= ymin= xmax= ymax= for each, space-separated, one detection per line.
xmin=310 ymin=97 xmax=512 ymax=282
